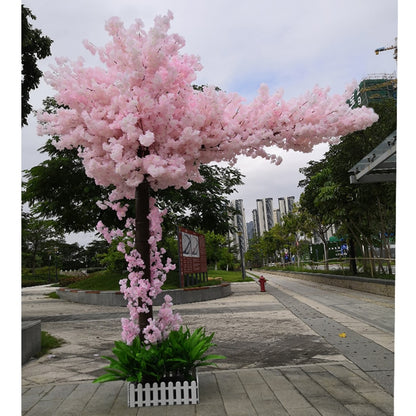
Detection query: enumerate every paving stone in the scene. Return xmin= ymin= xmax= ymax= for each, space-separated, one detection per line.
xmin=156 ymin=404 xmax=196 ymax=415
xmin=215 ymin=371 xmax=246 ymax=396
xmin=280 ymin=368 xmax=328 ymax=397
xmin=365 ymin=369 xmax=394 ymax=393
xmin=298 ymin=364 xmax=325 ymax=373
xmin=24 ymin=385 xmax=78 ymax=415
xmin=308 ymin=371 xmax=345 ymax=389
xmin=319 ymin=383 xmax=367 ymax=405
xmin=81 ymin=381 xmax=123 ymax=414
xmin=307 ymin=396 xmax=354 ymax=416
xmin=196 ymin=403 xmax=227 ymax=416
xmin=345 ymin=403 xmax=389 ymax=416
xmin=244 ymin=382 xmax=277 ymax=401
xmin=109 ymin=383 xmax=139 ymax=415
xmin=272 ymin=388 xmax=312 ymax=411
xmin=57 ymin=382 xmax=99 ymax=414
xmin=250 ymin=399 xmax=290 ymax=415
xmin=288 ymin=407 xmax=321 ymax=416
xmin=24 ymin=399 xmax=64 ymax=416
xmin=136 ymin=405 xmax=168 ymax=415
xmin=22 ymin=385 xmax=54 ymax=413
xmin=221 ymin=395 xmax=257 ymax=416
xmin=259 ymin=369 xmax=294 ymax=391
xmin=198 ymin=372 xmax=222 ymax=404
xmin=237 ymin=369 xmax=264 ymax=385
xmin=360 ymin=390 xmax=394 ymax=415
xmin=337 ymin=375 xmax=384 ymax=394
xmin=39 ymin=383 xmax=78 ymax=401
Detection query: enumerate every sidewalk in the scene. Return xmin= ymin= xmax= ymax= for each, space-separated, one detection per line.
xmin=23 ymin=362 xmax=393 ymax=415
xmin=22 ymin=281 xmax=394 ymax=415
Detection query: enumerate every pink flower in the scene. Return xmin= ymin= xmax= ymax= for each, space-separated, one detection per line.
xmin=121 ymin=318 xmax=140 ymax=345
xmin=143 ymin=318 xmax=162 ymax=345
xmin=139 ymin=131 xmax=155 ymax=147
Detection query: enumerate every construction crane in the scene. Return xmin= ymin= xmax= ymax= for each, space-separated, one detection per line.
xmin=375 ymin=38 xmax=397 ymax=60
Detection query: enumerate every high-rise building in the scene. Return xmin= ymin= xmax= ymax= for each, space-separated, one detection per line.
xmin=230 ymin=199 xmax=249 ymax=260
xmin=246 ymin=221 xmax=255 ymax=241
xmin=265 ymin=198 xmax=274 ymax=231
xmin=250 ymin=196 xmax=297 ymax=229
xmin=256 ymin=199 xmax=267 ymax=236
xmin=287 ymin=196 xmax=295 ymax=213
xmin=278 ymin=197 xmax=287 ymax=217
xmin=252 ymin=209 xmax=259 ymax=237
xmin=254 ymin=198 xmax=276 ymax=236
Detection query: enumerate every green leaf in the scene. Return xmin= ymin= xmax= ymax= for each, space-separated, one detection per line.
xmin=93 ymin=373 xmax=122 ymax=383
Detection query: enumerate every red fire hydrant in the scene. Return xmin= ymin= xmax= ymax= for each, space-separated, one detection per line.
xmin=258 ymin=275 xmax=267 ymax=292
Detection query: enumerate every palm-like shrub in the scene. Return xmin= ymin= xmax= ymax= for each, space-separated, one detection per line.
xmin=94 ymin=326 xmax=225 ymax=384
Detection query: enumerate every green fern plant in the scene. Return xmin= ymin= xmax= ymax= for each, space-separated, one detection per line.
xmin=93 ymin=326 xmax=225 ymax=384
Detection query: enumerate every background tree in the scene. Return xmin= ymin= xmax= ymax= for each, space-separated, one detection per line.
xmin=156 ymin=164 xmax=243 ymax=236
xmin=245 ymin=235 xmax=265 ymax=268
xmin=280 ymin=206 xmax=314 ymax=267
xmin=83 ymin=239 xmax=112 ymax=269
xmin=299 ymin=99 xmax=396 ymax=275
xmin=22 ymin=210 xmax=64 ymax=273
xmin=21 ymin=5 xmax=53 ymax=126
xmin=204 ymin=231 xmax=229 ymax=270
xmin=298 ymin=167 xmax=335 ymax=270
xmin=22 ymin=137 xmax=126 ymax=234
xmin=59 ymin=242 xmax=97 ymax=270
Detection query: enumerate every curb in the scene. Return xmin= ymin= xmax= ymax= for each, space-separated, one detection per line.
xmin=22 ymin=320 xmax=41 ymax=364
xmin=264 ymin=270 xmax=394 ymax=297
xmin=56 ymin=283 xmax=232 ymax=306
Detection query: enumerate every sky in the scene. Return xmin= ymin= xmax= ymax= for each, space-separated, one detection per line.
xmin=20 ymin=0 xmax=398 ymax=244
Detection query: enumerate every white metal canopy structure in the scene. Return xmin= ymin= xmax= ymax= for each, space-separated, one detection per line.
xmin=349 ymin=130 xmax=396 ymax=184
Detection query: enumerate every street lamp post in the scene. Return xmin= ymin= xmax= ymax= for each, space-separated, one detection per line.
xmin=54 ymin=247 xmax=58 ymax=283
xmin=238 ymin=231 xmax=246 ymax=280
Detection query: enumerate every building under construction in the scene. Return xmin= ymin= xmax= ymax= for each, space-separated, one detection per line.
xmin=347 ymin=72 xmax=397 ymax=184
xmin=349 ymin=74 xmax=397 ymax=108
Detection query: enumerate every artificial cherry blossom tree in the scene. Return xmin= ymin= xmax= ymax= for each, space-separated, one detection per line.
xmin=38 ymin=11 xmax=378 ymax=344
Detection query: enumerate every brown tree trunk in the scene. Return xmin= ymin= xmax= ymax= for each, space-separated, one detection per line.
xmin=348 ymin=237 xmax=357 ymax=275
xmin=135 ymin=179 xmax=153 ymax=340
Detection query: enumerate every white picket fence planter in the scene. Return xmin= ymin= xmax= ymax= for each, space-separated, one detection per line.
xmin=127 ymin=372 xmax=199 ymax=407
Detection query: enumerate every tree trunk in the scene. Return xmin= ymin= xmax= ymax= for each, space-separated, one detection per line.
xmin=378 ymin=235 xmax=385 ymax=275
xmin=385 ymin=237 xmax=393 ymax=275
xmin=369 ymin=245 xmax=376 ymax=278
xmin=348 ymin=237 xmax=357 ymax=275
xmin=135 ymin=179 xmax=153 ymax=340
xmin=31 ymin=237 xmax=40 ymax=274
xmin=323 ymin=241 xmax=329 ymax=271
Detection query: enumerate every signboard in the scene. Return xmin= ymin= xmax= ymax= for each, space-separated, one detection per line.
xmin=178 ymin=227 xmax=207 ymax=287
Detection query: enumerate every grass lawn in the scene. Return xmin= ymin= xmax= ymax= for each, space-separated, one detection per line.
xmin=37 ymin=331 xmax=64 ymax=357
xmin=66 ymin=269 xmax=251 ymax=291
xmin=208 ymin=269 xmax=251 ymax=283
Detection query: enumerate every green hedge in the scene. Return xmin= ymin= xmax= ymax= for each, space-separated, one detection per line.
xmin=22 ymin=279 xmax=48 ymax=287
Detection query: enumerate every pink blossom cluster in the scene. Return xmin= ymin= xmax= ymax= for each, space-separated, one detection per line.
xmin=37 ymin=11 xmax=378 ymax=204
xmin=36 ymin=11 xmax=379 ymax=347
xmin=97 ymin=198 xmax=180 ymax=345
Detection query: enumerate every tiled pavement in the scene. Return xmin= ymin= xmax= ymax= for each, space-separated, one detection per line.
xmin=22 ymin=362 xmax=393 ymax=415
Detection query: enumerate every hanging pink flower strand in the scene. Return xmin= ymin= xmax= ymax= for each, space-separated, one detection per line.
xmin=37 ymin=11 xmax=379 ymax=343
xmin=97 ymin=198 xmax=180 ymax=345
